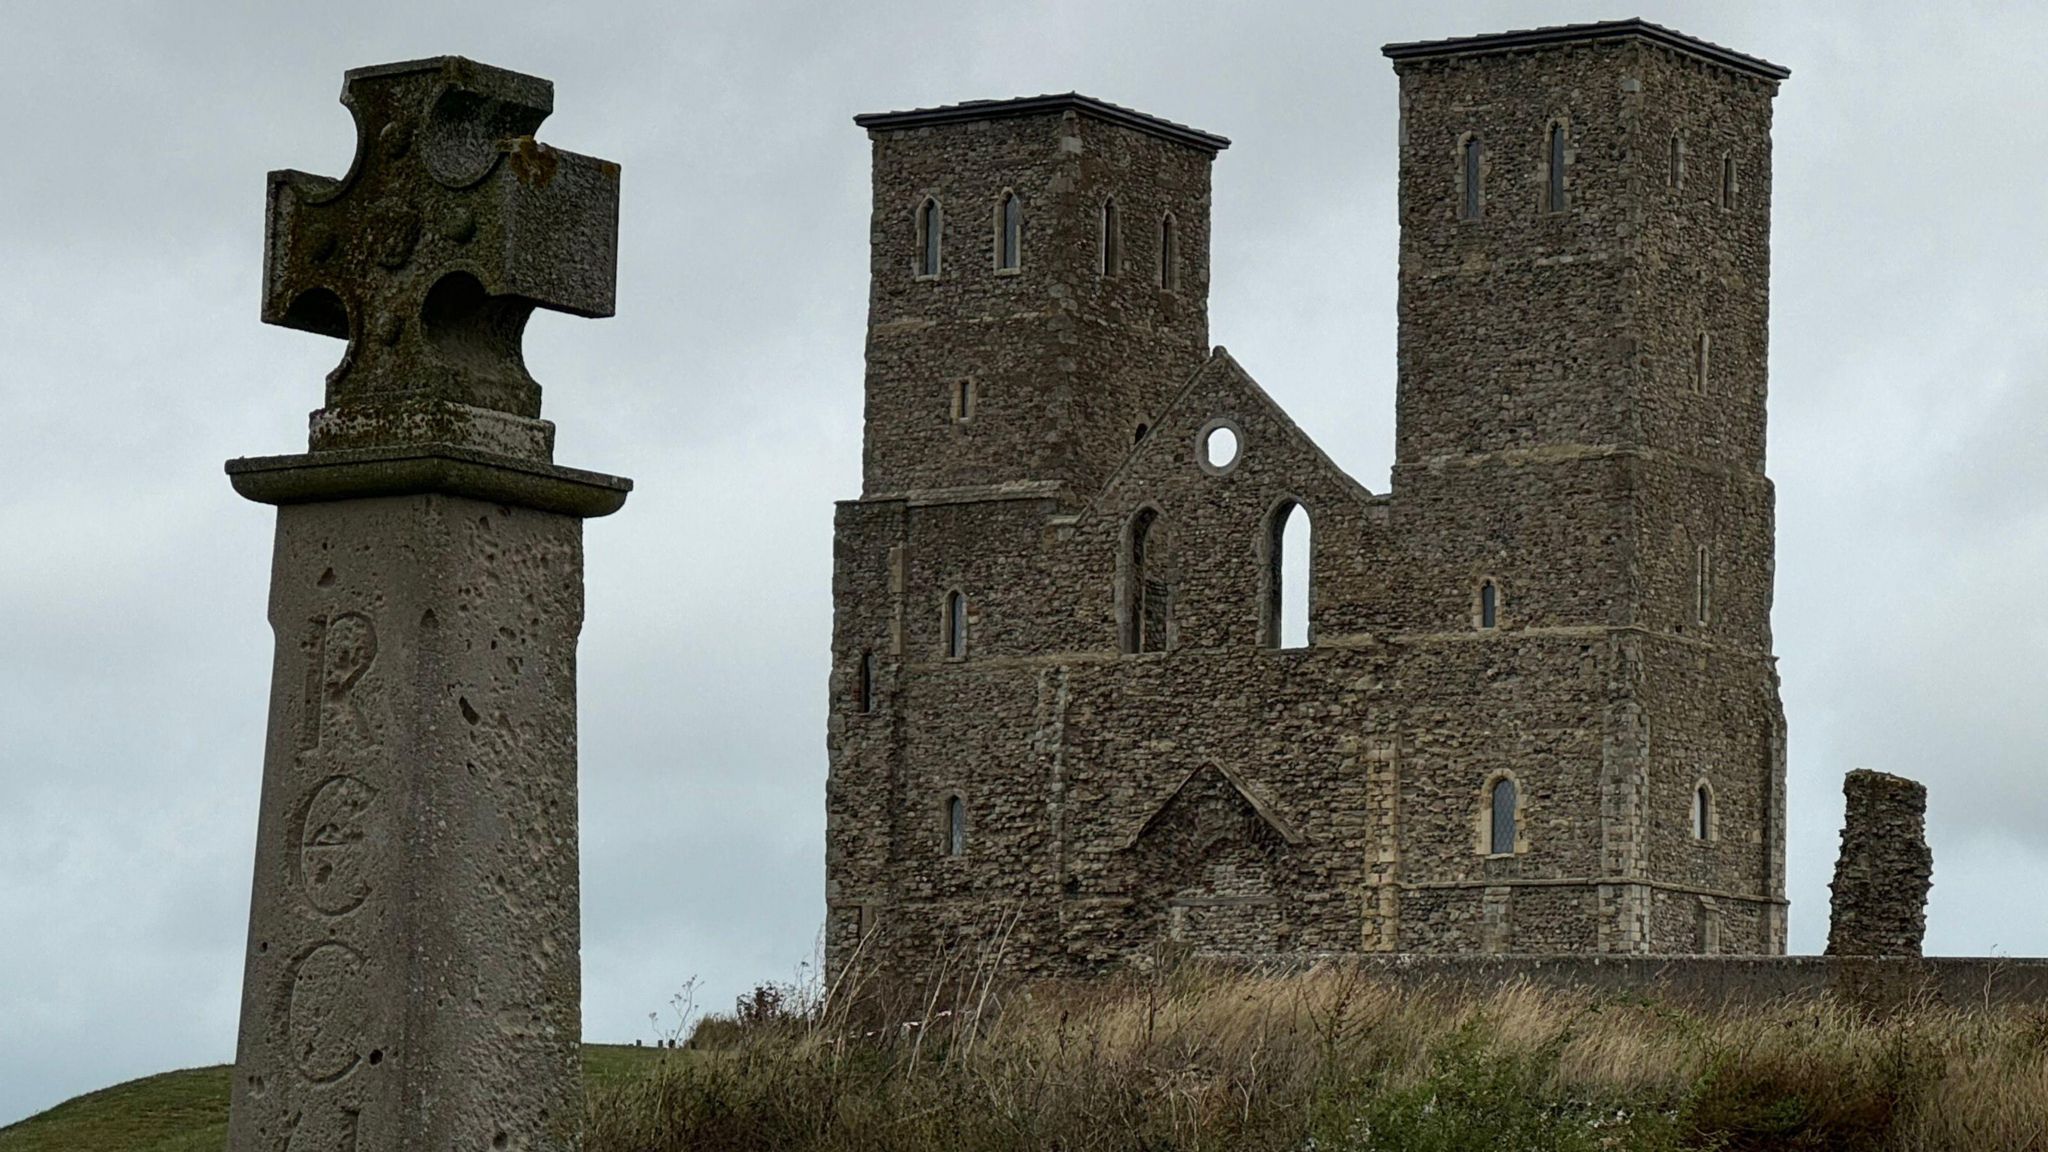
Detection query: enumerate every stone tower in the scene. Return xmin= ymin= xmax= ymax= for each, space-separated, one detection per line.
xmin=827 ymin=20 xmax=1790 ymax=983
xmin=852 ymin=95 xmax=1227 ymax=500
xmin=1383 ymin=20 xmax=1790 ymax=953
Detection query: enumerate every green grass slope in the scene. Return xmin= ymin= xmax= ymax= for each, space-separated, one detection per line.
xmin=0 ymin=1046 xmax=665 ymax=1152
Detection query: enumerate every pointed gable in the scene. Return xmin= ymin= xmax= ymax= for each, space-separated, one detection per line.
xmin=1078 ymin=347 xmax=1389 ymax=652
xmin=1095 ymin=347 xmax=1375 ymax=514
xmin=1123 ymin=760 xmax=1304 ymax=852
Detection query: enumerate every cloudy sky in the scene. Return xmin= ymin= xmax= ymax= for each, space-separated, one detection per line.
xmin=4 ymin=0 xmax=2046 ymax=1125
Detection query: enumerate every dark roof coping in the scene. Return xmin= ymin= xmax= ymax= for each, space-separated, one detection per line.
xmin=1382 ymin=18 xmax=1789 ymax=82
xmin=854 ymin=92 xmax=1230 ymax=154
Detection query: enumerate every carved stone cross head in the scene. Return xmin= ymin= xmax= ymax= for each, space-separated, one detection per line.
xmin=264 ymin=57 xmax=619 ymax=442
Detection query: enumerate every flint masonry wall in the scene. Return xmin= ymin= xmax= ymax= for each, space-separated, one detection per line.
xmin=1206 ymin=955 xmax=2048 ymax=1011
xmin=1384 ymin=29 xmax=1786 ymax=959
xmin=860 ymin=105 xmax=1215 ymax=501
xmin=827 ymin=25 xmax=1793 ymax=982
xmin=1827 ymin=770 xmax=1933 ymax=957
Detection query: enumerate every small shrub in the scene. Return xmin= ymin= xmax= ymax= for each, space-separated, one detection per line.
xmin=687 ymin=978 xmax=819 ymax=1050
xmin=1338 ymin=1023 xmax=1680 ymax=1152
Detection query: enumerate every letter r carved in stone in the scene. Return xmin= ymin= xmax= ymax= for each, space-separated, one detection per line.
xmin=300 ymin=613 xmax=379 ymax=752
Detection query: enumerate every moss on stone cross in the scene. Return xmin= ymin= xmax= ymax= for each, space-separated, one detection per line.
xmin=262 ymin=57 xmax=620 ymax=437
xmin=232 ymin=56 xmax=628 ymax=517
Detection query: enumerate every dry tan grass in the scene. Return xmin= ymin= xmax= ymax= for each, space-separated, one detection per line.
xmin=586 ymin=962 xmax=2048 ymax=1152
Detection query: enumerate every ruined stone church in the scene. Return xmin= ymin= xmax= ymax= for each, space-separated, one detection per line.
xmin=826 ymin=19 xmax=1791 ymax=977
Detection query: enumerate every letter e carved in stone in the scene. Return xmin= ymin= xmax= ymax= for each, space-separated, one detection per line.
xmin=296 ymin=775 xmax=377 ymax=916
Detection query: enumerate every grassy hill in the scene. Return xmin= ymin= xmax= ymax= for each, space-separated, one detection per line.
xmin=14 ymin=967 xmax=2048 ymax=1151
xmin=0 ymin=1045 xmax=664 ymax=1152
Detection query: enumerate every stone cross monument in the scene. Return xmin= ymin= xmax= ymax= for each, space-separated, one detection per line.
xmin=224 ymin=57 xmax=628 ymax=1152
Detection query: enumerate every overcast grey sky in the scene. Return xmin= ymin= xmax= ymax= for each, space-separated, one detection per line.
xmin=4 ymin=0 xmax=2046 ymax=1126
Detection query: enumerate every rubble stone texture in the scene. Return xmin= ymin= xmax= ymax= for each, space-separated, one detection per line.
xmin=1826 ymin=770 xmax=1933 ymax=958
xmin=827 ymin=20 xmax=1792 ymax=980
xmin=223 ymin=57 xmax=627 ymax=1152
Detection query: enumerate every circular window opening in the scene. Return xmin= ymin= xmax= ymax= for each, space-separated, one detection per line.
xmin=1199 ymin=421 xmax=1242 ymax=474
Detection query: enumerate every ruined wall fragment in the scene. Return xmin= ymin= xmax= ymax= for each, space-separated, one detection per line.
xmin=1826 ymin=769 xmax=1933 ymax=958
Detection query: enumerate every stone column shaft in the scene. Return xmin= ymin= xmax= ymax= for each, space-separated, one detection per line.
xmin=230 ymin=495 xmax=585 ymax=1150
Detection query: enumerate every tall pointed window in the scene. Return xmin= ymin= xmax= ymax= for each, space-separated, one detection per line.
xmin=996 ymin=191 xmax=1022 ymax=271
xmin=1479 ymin=580 xmax=1499 ymax=630
xmin=945 ymin=795 xmax=967 ymax=856
xmin=1695 ymin=332 xmax=1711 ymax=394
xmin=1158 ymin=213 xmax=1179 ymax=290
xmin=857 ymin=651 xmax=876 ymax=714
xmin=1461 ymin=135 xmax=1483 ymax=221
xmin=1263 ymin=501 xmax=1312 ymax=649
xmin=916 ymin=198 xmax=942 ymax=277
xmin=945 ymin=590 xmax=967 ymax=659
xmin=1123 ymin=509 xmax=1172 ymax=654
xmin=1101 ymin=198 xmax=1122 ymax=276
xmin=1490 ymin=777 xmax=1518 ymax=855
xmin=1695 ymin=546 xmax=1712 ymax=625
xmin=1546 ymin=122 xmax=1568 ymax=213
xmin=1669 ymin=133 xmax=1686 ymax=191
xmin=1721 ymin=154 xmax=1736 ymax=209
xmin=1693 ymin=783 xmax=1714 ymax=841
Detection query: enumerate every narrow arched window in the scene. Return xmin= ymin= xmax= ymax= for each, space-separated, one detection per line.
xmin=857 ymin=650 xmax=876 ymax=714
xmin=1263 ymin=501 xmax=1312 ymax=649
xmin=1479 ymin=580 xmax=1499 ymax=630
xmin=1101 ymin=198 xmax=1122 ymax=276
xmin=1133 ymin=422 xmax=1149 ymax=443
xmin=1124 ymin=509 xmax=1171 ymax=654
xmin=1490 ymin=777 xmax=1518 ymax=855
xmin=916 ymin=198 xmax=942 ymax=277
xmin=1693 ymin=783 xmax=1713 ymax=840
xmin=945 ymin=590 xmax=967 ymax=659
xmin=1158 ymin=214 xmax=1179 ymax=290
xmin=1695 ymin=546 xmax=1711 ymax=625
xmin=1460 ymin=136 xmax=1483 ymax=221
xmin=1695 ymin=332 xmax=1711 ymax=394
xmin=996 ymin=191 xmax=1022 ymax=271
xmin=1546 ymin=122 xmax=1568 ymax=213
xmin=1721 ymin=155 xmax=1736 ymax=209
xmin=1669 ymin=133 xmax=1685 ymax=190
xmin=945 ymin=795 xmax=967 ymax=856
